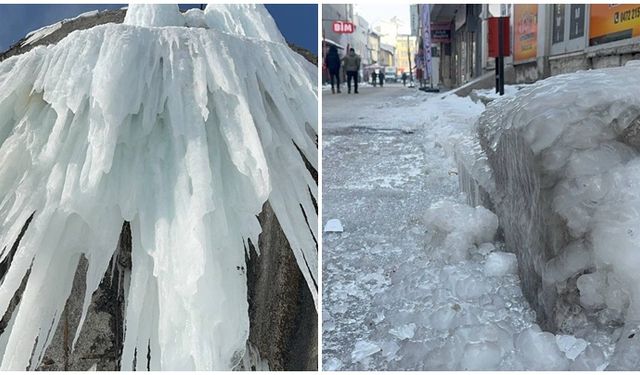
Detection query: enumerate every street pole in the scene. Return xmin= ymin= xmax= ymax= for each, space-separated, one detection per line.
xmin=407 ymin=35 xmax=413 ymax=84
xmin=497 ymin=17 xmax=505 ymax=96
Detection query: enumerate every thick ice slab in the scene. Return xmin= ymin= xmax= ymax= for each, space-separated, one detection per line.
xmin=464 ymin=62 xmax=640 ymax=369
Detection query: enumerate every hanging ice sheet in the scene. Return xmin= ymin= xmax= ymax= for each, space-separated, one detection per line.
xmin=0 ymin=4 xmax=317 ymax=370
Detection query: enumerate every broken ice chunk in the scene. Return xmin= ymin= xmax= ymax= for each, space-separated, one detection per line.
xmin=460 ymin=342 xmax=502 ymax=370
xmin=570 ymin=344 xmax=606 ymax=370
xmin=484 ymin=251 xmax=518 ymax=277
xmin=477 ymin=242 xmax=496 ymax=256
xmin=324 ymin=219 xmax=344 ymax=233
xmin=515 ymin=326 xmax=570 ymax=370
xmin=381 ymin=341 xmax=401 ymax=360
xmin=372 ymin=311 xmax=385 ymax=324
xmin=577 ymin=272 xmax=606 ymax=310
xmin=351 ymin=341 xmax=381 ymax=363
xmin=389 ymin=323 xmax=416 ymax=340
xmin=555 ymin=334 xmax=588 ymax=360
xmin=324 ymin=357 xmax=343 ymax=371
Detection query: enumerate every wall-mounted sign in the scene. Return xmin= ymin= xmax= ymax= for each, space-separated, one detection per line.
xmin=569 ymin=4 xmax=586 ymax=39
xmin=332 ymin=21 xmax=355 ymax=34
xmin=514 ymin=4 xmax=538 ymax=62
xmin=589 ymin=4 xmax=640 ymax=46
xmin=488 ymin=16 xmax=511 ymax=57
xmin=431 ymin=22 xmax=451 ymax=43
xmin=552 ymin=4 xmax=566 ymax=44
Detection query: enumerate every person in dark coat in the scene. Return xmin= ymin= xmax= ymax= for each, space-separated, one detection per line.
xmin=371 ymin=71 xmax=377 ymax=87
xmin=402 ymin=72 xmax=408 ymax=86
xmin=325 ymin=45 xmax=341 ymax=94
xmin=378 ymin=70 xmax=384 ymax=87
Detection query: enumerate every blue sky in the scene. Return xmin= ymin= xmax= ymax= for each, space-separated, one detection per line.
xmin=0 ymin=4 xmax=317 ymax=54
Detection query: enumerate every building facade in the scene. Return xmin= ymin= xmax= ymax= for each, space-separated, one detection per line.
xmin=354 ymin=14 xmax=371 ymax=67
xmin=511 ymin=3 xmax=640 ymax=83
xmin=368 ymin=30 xmax=380 ymax=64
xmin=322 ymin=4 xmax=354 ymax=52
xmin=395 ymin=35 xmax=417 ymax=74
xmin=429 ymin=4 xmax=484 ymax=88
xmin=379 ymin=43 xmax=395 ymax=67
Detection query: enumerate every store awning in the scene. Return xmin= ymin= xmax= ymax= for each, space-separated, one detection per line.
xmin=322 ymin=38 xmax=344 ymax=49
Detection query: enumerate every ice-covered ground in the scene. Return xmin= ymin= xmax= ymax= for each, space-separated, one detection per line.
xmin=0 ymin=4 xmax=316 ymax=370
xmin=322 ymin=84 xmax=615 ymax=370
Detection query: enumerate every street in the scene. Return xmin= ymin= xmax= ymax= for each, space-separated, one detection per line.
xmin=322 ymin=83 xmax=484 ymax=370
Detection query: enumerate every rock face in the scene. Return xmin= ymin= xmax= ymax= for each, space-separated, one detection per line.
xmin=0 ymin=9 xmax=126 ymax=62
xmin=0 ymin=8 xmax=317 ymax=371
xmin=456 ymin=63 xmax=640 ymax=368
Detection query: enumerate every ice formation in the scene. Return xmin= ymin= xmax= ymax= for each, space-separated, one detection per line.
xmin=0 ymin=4 xmax=317 ymax=370
xmin=423 ymin=200 xmax=499 ymax=262
xmin=463 ymin=61 xmax=640 ymax=368
xmin=324 ymin=218 xmax=343 ymax=232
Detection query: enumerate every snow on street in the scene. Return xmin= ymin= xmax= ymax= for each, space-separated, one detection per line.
xmin=321 ymin=83 xmax=614 ymax=370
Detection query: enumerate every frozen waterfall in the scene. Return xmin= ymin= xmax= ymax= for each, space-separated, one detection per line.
xmin=0 ymin=4 xmax=317 ymax=370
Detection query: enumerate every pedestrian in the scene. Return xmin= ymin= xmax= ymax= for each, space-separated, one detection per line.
xmin=402 ymin=72 xmax=407 ymax=86
xmin=378 ymin=70 xmax=384 ymax=87
xmin=341 ymin=48 xmax=361 ymax=94
xmin=416 ymin=68 xmax=424 ymax=88
xmin=325 ymin=45 xmax=341 ymax=94
xmin=371 ymin=71 xmax=377 ymax=87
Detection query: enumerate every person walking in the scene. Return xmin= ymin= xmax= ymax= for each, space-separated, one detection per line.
xmin=326 ymin=45 xmax=341 ymax=94
xmin=371 ymin=71 xmax=377 ymax=87
xmin=378 ymin=70 xmax=384 ymax=87
xmin=341 ymin=48 xmax=361 ymax=94
xmin=402 ymin=72 xmax=407 ymax=86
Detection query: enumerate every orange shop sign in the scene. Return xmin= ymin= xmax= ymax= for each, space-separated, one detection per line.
xmin=589 ymin=4 xmax=640 ymax=46
xmin=514 ymin=4 xmax=538 ymax=62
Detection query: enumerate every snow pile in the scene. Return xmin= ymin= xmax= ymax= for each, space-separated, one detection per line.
xmin=473 ymin=62 xmax=640 ymax=368
xmin=0 ymin=4 xmax=316 ymax=370
xmin=424 ymin=200 xmax=499 ymax=262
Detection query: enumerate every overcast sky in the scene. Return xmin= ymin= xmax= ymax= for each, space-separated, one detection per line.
xmin=0 ymin=4 xmax=317 ymax=54
xmin=354 ymin=4 xmax=411 ymax=33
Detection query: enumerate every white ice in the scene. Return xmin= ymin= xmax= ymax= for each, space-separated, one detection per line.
xmin=0 ymin=4 xmax=317 ymax=371
xmin=324 ymin=219 xmax=344 ymax=233
xmin=476 ymin=61 xmax=640 ymax=368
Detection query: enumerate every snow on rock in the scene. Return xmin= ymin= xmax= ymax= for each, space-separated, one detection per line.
xmin=0 ymin=4 xmax=316 ymax=371
xmin=484 ymin=251 xmax=518 ymax=277
xmin=21 ymin=22 xmax=63 ymax=46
